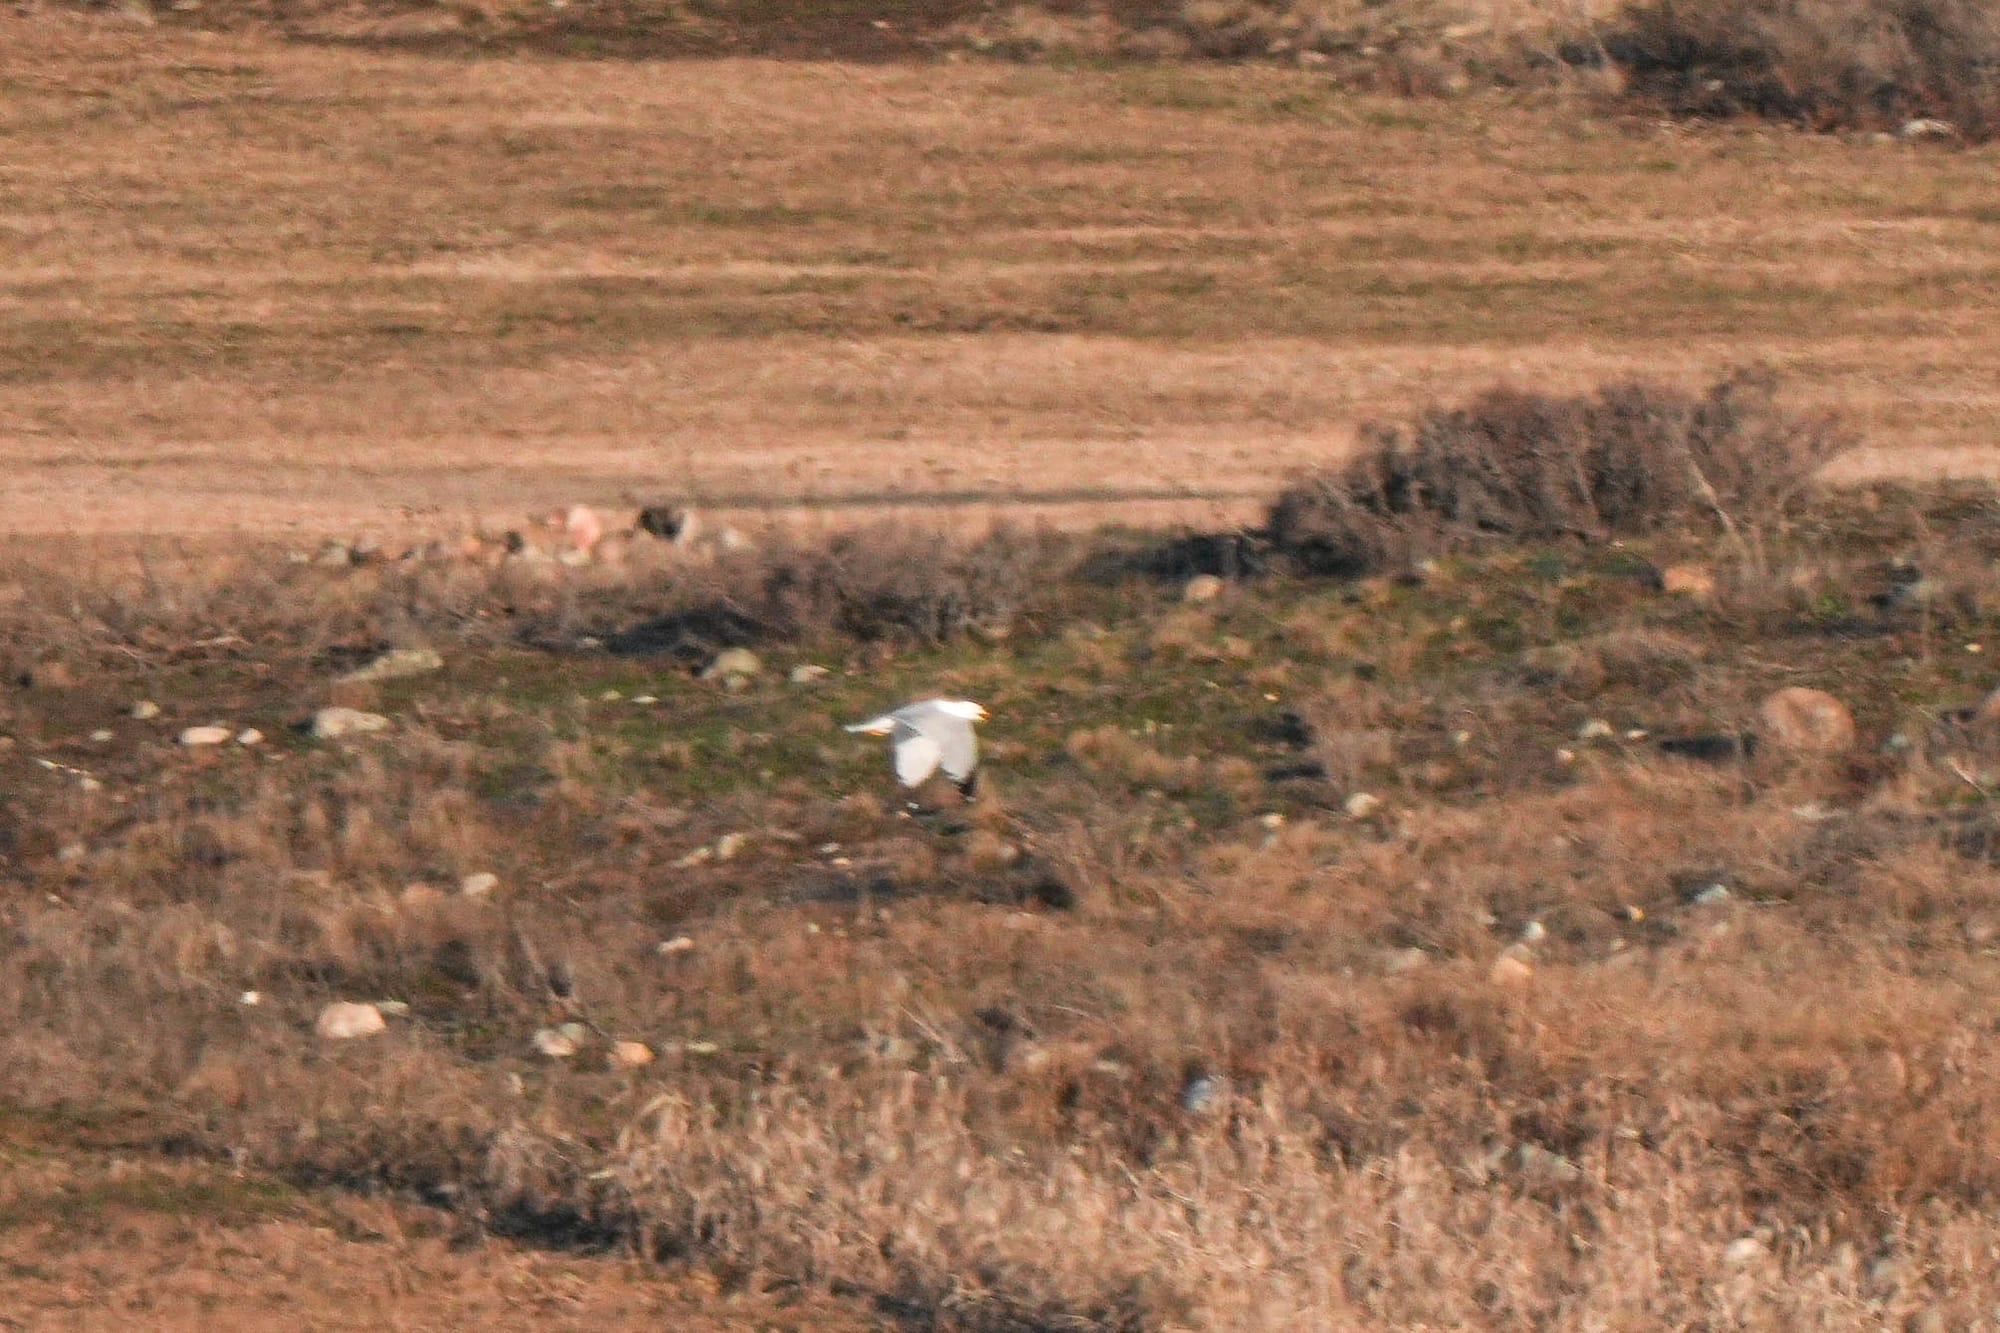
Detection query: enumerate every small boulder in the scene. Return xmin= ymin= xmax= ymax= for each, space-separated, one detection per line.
xmin=699 ymin=648 xmax=761 ymax=683
xmin=788 ymin=663 xmax=830 ymax=686
xmin=1489 ymin=952 xmax=1534 ymax=985
xmin=236 ymin=728 xmax=264 ymax=746
xmin=608 ymin=1040 xmax=655 ymax=1070
xmin=337 ymin=647 xmax=443 ymax=685
xmin=459 ymin=871 xmax=500 ymax=899
xmin=1757 ymin=687 xmax=1855 ymax=753
xmin=1343 ymin=791 xmax=1382 ymax=819
xmin=532 ymin=1023 xmax=587 ymax=1059
xmin=315 ymin=1001 xmax=387 ymax=1041
xmin=179 ymin=725 xmax=232 ymax=746
xmin=311 ymin=707 xmax=392 ymax=740
xmin=1899 ymin=117 xmax=1958 ymax=142
xmin=1182 ymin=574 xmax=1225 ymax=604
xmin=130 ymin=700 xmax=162 ymax=720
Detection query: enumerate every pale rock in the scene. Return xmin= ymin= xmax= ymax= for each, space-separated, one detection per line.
xmin=658 ymin=935 xmax=696 ymax=955
xmin=130 ymin=701 xmax=162 ymax=720
xmin=1489 ymin=952 xmax=1534 ymax=984
xmin=89 ymin=729 xmax=114 ymax=743
xmin=1576 ymin=718 xmax=1615 ymax=742
xmin=532 ymin=1024 xmax=586 ymax=1059
xmin=608 ymin=1040 xmax=655 ymax=1070
xmin=788 ymin=664 xmax=830 ymax=685
xmin=714 ymin=832 xmax=748 ymax=861
xmin=1182 ymin=574 xmax=1225 ymax=604
xmin=236 ymin=728 xmax=264 ymax=746
xmin=700 ymin=648 xmax=761 ymax=682
xmin=179 ymin=725 xmax=232 ymax=746
xmin=337 ymin=647 xmax=443 ymax=685
xmin=1757 ymin=686 xmax=1855 ymax=753
xmin=1343 ymin=791 xmax=1382 ymax=819
xmin=459 ymin=871 xmax=500 ymax=899
xmin=315 ymin=1001 xmax=386 ymax=1040
xmin=311 ymin=707 xmax=392 ymax=740
xmin=1723 ymin=1235 xmax=1767 ymax=1265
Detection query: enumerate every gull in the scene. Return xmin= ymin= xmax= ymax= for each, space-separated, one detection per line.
xmin=845 ymin=699 xmax=988 ymax=799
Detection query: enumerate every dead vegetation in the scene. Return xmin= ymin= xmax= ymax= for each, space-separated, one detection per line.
xmin=1266 ymin=372 xmax=1852 ymax=578
xmin=12 ymin=423 xmax=2000 ymax=1321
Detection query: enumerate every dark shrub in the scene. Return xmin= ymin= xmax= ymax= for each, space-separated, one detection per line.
xmin=1267 ymin=372 xmax=1850 ymax=577
xmin=1607 ymin=0 xmax=2000 ymax=139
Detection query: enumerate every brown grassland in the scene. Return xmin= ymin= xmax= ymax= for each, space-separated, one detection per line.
xmin=6 ymin=4 xmax=2000 ymax=1328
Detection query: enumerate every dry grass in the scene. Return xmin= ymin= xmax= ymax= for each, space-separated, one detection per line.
xmin=9 ymin=456 xmax=2000 ymax=1322
xmin=3 ymin=13 xmax=2000 ymax=549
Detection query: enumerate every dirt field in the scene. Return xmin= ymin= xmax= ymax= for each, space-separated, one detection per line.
xmin=5 ymin=9 xmax=1998 ymax=549
xmin=13 ymin=8 xmax=2000 ymax=1329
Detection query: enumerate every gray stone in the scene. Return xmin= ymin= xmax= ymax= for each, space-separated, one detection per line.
xmin=315 ymin=1001 xmax=386 ymax=1040
xmin=700 ymin=647 xmax=761 ymax=682
xmin=311 ymin=707 xmax=392 ymax=740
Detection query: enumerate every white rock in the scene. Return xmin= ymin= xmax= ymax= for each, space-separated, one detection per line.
xmin=673 ymin=845 xmax=714 ymax=869
xmin=1382 ymin=946 xmax=1429 ymax=974
xmin=532 ymin=1024 xmax=585 ymax=1058
xmin=788 ymin=664 xmax=830 ymax=685
xmin=658 ymin=935 xmax=696 ymax=955
xmin=1520 ymin=919 xmax=1547 ymax=944
xmin=311 ymin=707 xmax=392 ymax=740
xmin=1576 ymin=718 xmax=1614 ymax=742
xmin=608 ymin=1040 xmax=655 ymax=1069
xmin=714 ymin=832 xmax=748 ymax=861
xmin=130 ymin=701 xmax=161 ymax=720
xmin=374 ymin=1000 xmax=410 ymax=1017
xmin=1182 ymin=574 xmax=1225 ymax=604
xmin=700 ymin=648 xmax=761 ymax=682
xmin=89 ymin=729 xmax=114 ymax=743
xmin=1689 ymin=883 xmax=1732 ymax=906
xmin=1490 ymin=952 xmax=1534 ymax=984
xmin=77 ymin=776 xmax=102 ymax=792
xmin=459 ymin=871 xmax=500 ymax=899
xmin=1343 ymin=792 xmax=1382 ymax=819
xmin=631 ymin=694 xmax=659 ymax=704
xmin=239 ymin=990 xmax=261 ymax=1006
xmin=337 ymin=647 xmax=443 ymax=685
xmin=1723 ymin=1236 xmax=1767 ymax=1265
xmin=1899 ymin=117 xmax=1958 ymax=141
xmin=236 ymin=728 xmax=264 ymax=746
xmin=315 ymin=1001 xmax=386 ymax=1040
xmin=179 ymin=725 xmax=232 ymax=746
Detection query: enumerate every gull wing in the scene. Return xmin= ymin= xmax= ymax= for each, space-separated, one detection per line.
xmin=932 ymin=715 xmax=980 ymax=784
xmin=891 ymin=723 xmax=943 ymax=787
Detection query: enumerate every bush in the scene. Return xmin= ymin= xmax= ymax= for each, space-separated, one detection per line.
xmin=1606 ymin=0 xmax=2000 ymax=138
xmin=1266 ymin=372 xmax=1850 ymax=576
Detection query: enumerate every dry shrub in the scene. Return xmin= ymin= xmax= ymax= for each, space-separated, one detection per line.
xmin=1267 ymin=372 xmax=1850 ymax=577
xmin=1607 ymin=0 xmax=2000 ymax=138
xmin=759 ymin=524 xmax=1048 ymax=647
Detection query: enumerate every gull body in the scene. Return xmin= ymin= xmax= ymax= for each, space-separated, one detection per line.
xmin=845 ymin=698 xmax=988 ymax=797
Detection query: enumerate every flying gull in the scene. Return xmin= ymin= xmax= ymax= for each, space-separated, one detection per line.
xmin=845 ymin=698 xmax=988 ymax=799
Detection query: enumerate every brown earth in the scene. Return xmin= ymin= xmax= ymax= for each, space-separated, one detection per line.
xmin=4 ymin=10 xmax=1998 ymax=554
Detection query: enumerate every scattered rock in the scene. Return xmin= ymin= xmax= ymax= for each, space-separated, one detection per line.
xmin=1899 ymin=117 xmax=1959 ymax=142
xmin=236 ymin=728 xmax=263 ymax=746
xmin=459 ymin=871 xmax=500 ymax=899
xmin=178 ymin=725 xmax=232 ymax=746
xmin=311 ymin=707 xmax=392 ymax=740
xmin=314 ymin=541 xmax=354 ymax=568
xmin=609 ymin=1040 xmax=656 ymax=1070
xmin=375 ymin=1000 xmax=410 ymax=1017
xmin=337 ymin=647 xmax=443 ymax=685
xmin=1489 ymin=952 xmax=1534 ymax=985
xmin=239 ymin=991 xmax=261 ymax=1006
xmin=1179 ymin=1072 xmax=1226 ymax=1113
xmin=533 ymin=1023 xmax=589 ymax=1058
xmin=1575 ymin=718 xmax=1614 ymax=742
xmin=1519 ymin=919 xmax=1547 ymax=944
xmin=1757 ymin=686 xmax=1855 ymax=753
xmin=1687 ymin=883 xmax=1732 ymax=906
xmin=129 ymin=700 xmax=162 ymax=720
xmin=672 ymin=845 xmax=714 ymax=869
xmin=788 ymin=663 xmax=830 ymax=685
xmin=89 ymin=729 xmax=114 ymax=743
xmin=315 ymin=1001 xmax=386 ymax=1040
xmin=1182 ymin=573 xmax=1225 ymax=604
xmin=1659 ymin=564 xmax=1717 ymax=600
xmin=1343 ymin=791 xmax=1382 ymax=819
xmin=699 ymin=647 xmax=761 ymax=683
xmin=55 ymin=842 xmax=86 ymax=864
xmin=714 ymin=832 xmax=748 ymax=861
xmin=658 ymin=935 xmax=696 ymax=955
xmin=1722 ymin=1235 xmax=1767 ymax=1266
